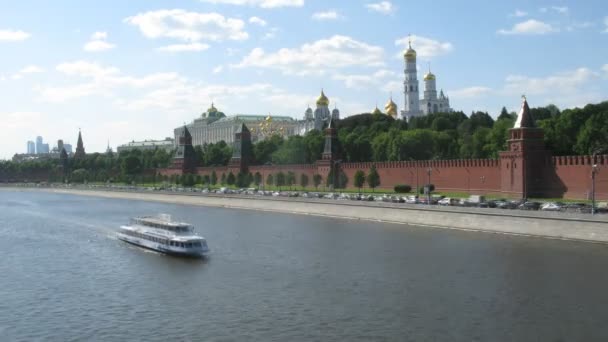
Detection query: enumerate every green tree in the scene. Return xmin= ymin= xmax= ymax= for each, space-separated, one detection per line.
xmin=266 ymin=173 xmax=274 ymax=187
xmin=254 ymin=172 xmax=262 ymax=186
xmin=313 ymin=174 xmax=322 ymax=189
xmin=286 ymin=171 xmax=296 ymax=190
xmin=300 ymin=173 xmax=309 ymax=190
xmin=210 ymin=171 xmax=217 ymax=185
xmin=227 ymin=172 xmax=236 ymax=185
xmin=183 ymin=173 xmax=195 ymax=187
xmin=220 ymin=173 xmax=227 ymax=185
xmin=71 ymin=168 xmax=89 ymax=183
xmin=203 ymin=174 xmax=210 ymax=186
xmin=276 ymin=171 xmax=286 ymax=190
xmin=121 ymin=155 xmax=141 ymax=175
xmin=366 ymin=164 xmax=380 ymax=192
xmin=354 ymin=170 xmax=366 ymax=193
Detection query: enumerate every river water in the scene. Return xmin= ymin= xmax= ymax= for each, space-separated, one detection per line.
xmin=1 ymin=190 xmax=608 ymax=341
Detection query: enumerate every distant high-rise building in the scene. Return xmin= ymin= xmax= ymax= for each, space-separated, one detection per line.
xmin=35 ymin=136 xmax=43 ymax=154
xmin=57 ymin=139 xmax=64 ymax=152
xmin=27 ymin=141 xmax=35 ymax=154
xmin=41 ymin=143 xmax=50 ymax=154
xmin=63 ymin=144 xmax=73 ymax=154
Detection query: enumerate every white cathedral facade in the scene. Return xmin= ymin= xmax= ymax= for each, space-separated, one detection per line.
xmin=401 ymin=40 xmax=452 ymax=121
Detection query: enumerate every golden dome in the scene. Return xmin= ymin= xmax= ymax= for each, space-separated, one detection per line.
xmin=384 ymin=98 xmax=398 ymax=117
xmin=372 ymin=106 xmax=383 ymax=115
xmin=423 ymin=72 xmax=436 ymax=81
xmin=316 ymin=90 xmax=329 ymax=106
xmin=207 ymin=102 xmax=218 ymax=114
xmin=404 ymin=48 xmax=416 ymax=60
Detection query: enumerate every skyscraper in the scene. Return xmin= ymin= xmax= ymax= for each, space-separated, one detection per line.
xmin=27 ymin=141 xmax=35 ymax=154
xmin=35 ymin=136 xmax=43 ymax=154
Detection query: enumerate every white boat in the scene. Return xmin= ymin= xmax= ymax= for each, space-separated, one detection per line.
xmin=117 ymin=214 xmax=209 ymax=257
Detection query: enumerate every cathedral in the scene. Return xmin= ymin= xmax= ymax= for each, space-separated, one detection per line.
xmin=296 ymin=90 xmax=340 ymax=135
xmin=401 ymin=39 xmax=451 ymax=121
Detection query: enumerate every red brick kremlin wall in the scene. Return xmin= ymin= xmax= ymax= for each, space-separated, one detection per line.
xmin=158 ymin=154 xmax=608 ymax=200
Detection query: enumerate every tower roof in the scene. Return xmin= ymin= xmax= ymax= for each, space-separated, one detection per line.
xmin=404 ymin=37 xmax=416 ymax=60
xmin=316 ymin=90 xmax=329 ymax=106
xmin=182 ymin=125 xmax=192 ymax=139
xmin=514 ymin=96 xmax=535 ymax=128
xmin=384 ymin=97 xmax=398 ymax=117
xmin=235 ymin=123 xmax=250 ymax=134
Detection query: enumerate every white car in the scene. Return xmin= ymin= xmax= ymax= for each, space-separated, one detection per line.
xmin=540 ymin=202 xmax=562 ymax=211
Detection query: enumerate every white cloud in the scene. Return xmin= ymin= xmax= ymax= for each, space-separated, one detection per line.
xmin=449 ymin=86 xmax=493 ymax=99
xmin=124 ymin=9 xmax=248 ymax=44
xmin=213 ymin=65 xmax=224 ymax=73
xmin=20 ymin=65 xmax=44 ymax=74
xmin=91 ymin=31 xmax=108 ymax=40
xmin=262 ymin=27 xmax=279 ymax=40
xmin=541 ymin=6 xmax=569 ymax=14
xmin=395 ymin=35 xmax=453 ymax=58
xmin=332 ymin=69 xmax=397 ymax=89
xmin=199 ymin=0 xmax=304 ymax=8
xmin=604 ymin=16 xmax=608 ymax=33
xmin=510 ymin=10 xmax=528 ymax=17
xmin=601 ymin=64 xmax=608 ymax=74
xmin=234 ymin=35 xmax=384 ymax=75
xmin=312 ymin=11 xmax=341 ymax=21
xmin=5 ymin=112 xmax=42 ymax=129
xmin=84 ymin=40 xmax=116 ymax=52
xmin=0 ymin=29 xmax=31 ymax=42
xmin=84 ymin=31 xmax=116 ymax=52
xmin=366 ymin=1 xmax=395 ymax=15
xmin=157 ymin=43 xmax=210 ymax=52
xmin=503 ymin=67 xmax=598 ymax=96
xmin=249 ymin=16 xmax=267 ymax=26
xmin=56 ymin=61 xmax=120 ymax=78
xmin=552 ymin=6 xmax=569 ymax=14
xmin=498 ymin=19 xmax=557 ymax=35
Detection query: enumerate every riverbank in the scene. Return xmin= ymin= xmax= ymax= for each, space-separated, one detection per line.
xmin=4 ymin=186 xmax=608 ymax=244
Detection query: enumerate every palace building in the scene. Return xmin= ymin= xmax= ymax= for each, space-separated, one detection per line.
xmin=174 ymin=91 xmax=340 ymax=147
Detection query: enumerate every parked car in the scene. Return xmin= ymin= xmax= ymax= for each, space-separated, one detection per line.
xmin=496 ymin=200 xmax=518 ymax=209
xmin=540 ymin=202 xmax=562 ymax=211
xmin=518 ymin=201 xmax=541 ymax=210
xmin=438 ymin=197 xmax=452 ymax=206
xmin=561 ymin=203 xmax=585 ymax=213
xmin=405 ymin=196 xmax=419 ymax=204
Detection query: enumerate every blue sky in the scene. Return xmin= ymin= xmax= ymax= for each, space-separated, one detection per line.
xmin=1 ymin=0 xmax=607 ymax=158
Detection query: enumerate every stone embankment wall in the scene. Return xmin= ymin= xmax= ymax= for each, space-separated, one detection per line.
xmin=25 ymin=188 xmax=608 ymax=244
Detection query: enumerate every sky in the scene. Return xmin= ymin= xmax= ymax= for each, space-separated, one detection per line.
xmin=1 ymin=0 xmax=608 ymax=159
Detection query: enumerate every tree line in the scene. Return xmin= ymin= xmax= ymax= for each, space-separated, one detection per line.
xmin=2 ymin=100 xmax=607 ymax=184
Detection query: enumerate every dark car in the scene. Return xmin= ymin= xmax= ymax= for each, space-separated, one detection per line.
xmin=518 ymin=201 xmax=541 ymax=210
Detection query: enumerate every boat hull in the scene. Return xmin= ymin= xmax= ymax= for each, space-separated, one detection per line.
xmin=117 ymin=233 xmax=209 ymax=258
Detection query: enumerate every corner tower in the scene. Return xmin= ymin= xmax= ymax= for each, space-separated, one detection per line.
xmin=402 ymin=38 xmax=422 ymax=121
xmin=499 ymin=97 xmax=550 ymax=199
xmin=173 ymin=126 xmax=197 ymax=174
xmin=74 ymin=129 xmax=86 ymax=159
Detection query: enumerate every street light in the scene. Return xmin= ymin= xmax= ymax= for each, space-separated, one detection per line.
xmin=427 ymin=167 xmax=432 ymax=205
xmin=592 ymin=164 xmax=598 ymax=215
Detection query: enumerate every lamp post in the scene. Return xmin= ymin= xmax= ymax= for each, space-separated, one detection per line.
xmin=592 ymin=164 xmax=598 ymax=215
xmin=427 ymin=167 xmax=432 ymax=205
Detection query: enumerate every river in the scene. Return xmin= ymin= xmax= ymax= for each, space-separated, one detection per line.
xmin=1 ymin=189 xmax=608 ymax=341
